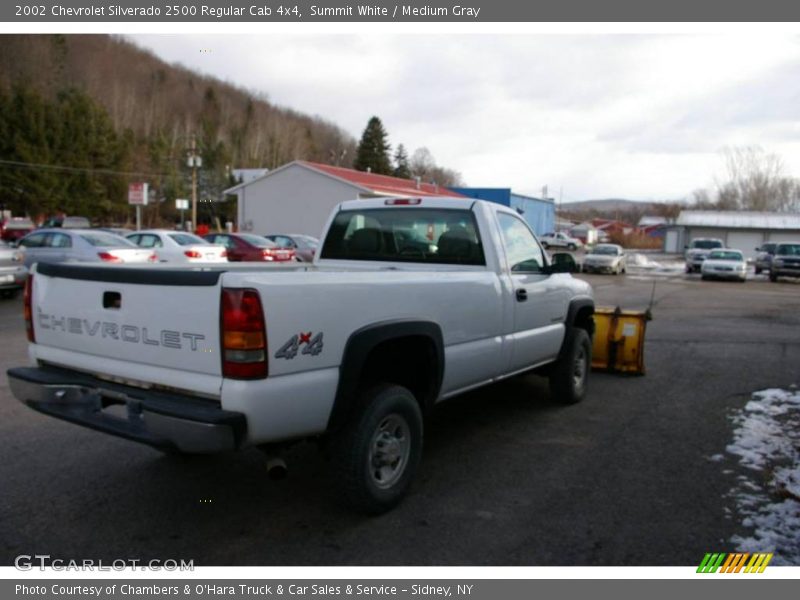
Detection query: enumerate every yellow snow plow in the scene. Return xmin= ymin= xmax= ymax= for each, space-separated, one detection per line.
xmin=591 ymin=307 xmax=650 ymax=375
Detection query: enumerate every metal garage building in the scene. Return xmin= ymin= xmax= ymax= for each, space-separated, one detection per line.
xmin=664 ymin=211 xmax=800 ymax=260
xmin=449 ymin=188 xmax=555 ymax=236
xmin=225 ymin=161 xmax=465 ymax=238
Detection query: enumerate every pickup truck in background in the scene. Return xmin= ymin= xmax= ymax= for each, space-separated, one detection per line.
xmin=684 ymin=238 xmax=724 ymax=273
xmin=8 ymin=197 xmax=595 ymax=513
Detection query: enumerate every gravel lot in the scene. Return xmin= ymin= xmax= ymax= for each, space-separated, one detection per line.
xmin=1 ymin=267 xmax=799 ymax=566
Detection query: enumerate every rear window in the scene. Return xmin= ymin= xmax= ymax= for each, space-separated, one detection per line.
xmin=237 ymin=234 xmax=275 ymax=247
xmin=168 ymin=233 xmax=207 ymax=246
xmin=4 ymin=218 xmax=34 ymax=230
xmin=776 ymin=244 xmax=800 ymax=256
xmin=80 ymin=232 xmax=135 ymax=248
xmin=691 ymin=239 xmax=723 ymax=249
xmin=295 ymin=235 xmax=319 ymax=248
xmin=320 ymin=208 xmax=485 ymax=266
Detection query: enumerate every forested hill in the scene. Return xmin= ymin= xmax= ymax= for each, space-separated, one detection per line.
xmin=0 ymin=34 xmax=357 ymax=225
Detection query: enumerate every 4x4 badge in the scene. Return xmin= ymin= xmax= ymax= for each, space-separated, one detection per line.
xmin=274 ymin=332 xmax=324 ymax=360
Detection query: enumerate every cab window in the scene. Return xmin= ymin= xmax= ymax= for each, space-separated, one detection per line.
xmin=498 ymin=213 xmax=546 ymax=273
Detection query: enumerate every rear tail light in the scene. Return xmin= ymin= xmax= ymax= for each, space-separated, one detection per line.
xmin=221 ymin=288 xmax=267 ymax=379
xmin=148 ymin=253 xmax=158 ymax=263
xmin=220 ymin=250 xmax=228 ymax=258
xmin=261 ymin=248 xmax=275 ymax=261
xmin=23 ymin=275 xmax=34 ymax=343
xmin=184 ymin=250 xmax=202 ymax=259
xmin=97 ymin=252 xmax=122 ymax=263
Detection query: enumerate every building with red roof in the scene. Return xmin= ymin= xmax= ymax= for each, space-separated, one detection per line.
xmin=225 ymin=160 xmax=465 ymax=237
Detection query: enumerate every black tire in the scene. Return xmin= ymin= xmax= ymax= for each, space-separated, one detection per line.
xmin=755 ymin=266 xmax=762 ymax=275
xmin=549 ymin=328 xmax=591 ymax=405
xmin=0 ymin=289 xmax=20 ymax=299
xmin=770 ymin=272 xmax=778 ymax=282
xmin=331 ymin=384 xmax=423 ymax=514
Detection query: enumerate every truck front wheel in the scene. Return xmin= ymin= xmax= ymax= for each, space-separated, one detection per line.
xmin=549 ymin=328 xmax=591 ymax=405
xmin=331 ymin=384 xmax=423 ymax=514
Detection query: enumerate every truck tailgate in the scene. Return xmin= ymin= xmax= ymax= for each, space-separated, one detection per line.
xmin=30 ymin=263 xmax=224 ymax=396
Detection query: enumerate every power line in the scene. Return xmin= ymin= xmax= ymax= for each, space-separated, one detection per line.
xmin=0 ymin=158 xmax=168 ymax=178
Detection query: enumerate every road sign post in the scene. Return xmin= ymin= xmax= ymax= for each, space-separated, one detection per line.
xmin=128 ymin=182 xmax=149 ymax=230
xmin=175 ymin=198 xmax=189 ymax=230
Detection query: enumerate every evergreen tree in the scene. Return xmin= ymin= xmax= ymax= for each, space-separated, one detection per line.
xmin=393 ymin=144 xmax=411 ymax=179
xmin=353 ymin=116 xmax=392 ymax=175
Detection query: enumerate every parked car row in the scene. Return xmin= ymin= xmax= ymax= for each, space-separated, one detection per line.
xmin=7 ymin=227 xmax=320 ymax=267
xmin=681 ymin=238 xmax=800 ymax=283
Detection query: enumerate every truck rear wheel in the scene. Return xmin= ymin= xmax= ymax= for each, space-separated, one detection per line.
xmin=331 ymin=384 xmax=423 ymax=514
xmin=549 ymin=328 xmax=591 ymax=405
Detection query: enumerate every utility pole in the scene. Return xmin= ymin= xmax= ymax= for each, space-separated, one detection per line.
xmin=187 ymin=136 xmax=202 ymax=232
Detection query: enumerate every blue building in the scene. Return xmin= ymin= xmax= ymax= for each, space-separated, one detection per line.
xmin=449 ymin=188 xmax=555 ymax=236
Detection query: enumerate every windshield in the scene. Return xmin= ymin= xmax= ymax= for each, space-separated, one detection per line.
xmin=776 ymin=244 xmax=800 ymax=256
xmin=80 ymin=233 xmax=136 ymax=248
xmin=168 ymin=233 xmax=208 ymax=246
xmin=691 ymin=240 xmax=723 ymax=250
xmin=591 ymin=245 xmax=619 ymax=256
xmin=321 ymin=208 xmax=485 ymax=265
xmin=708 ymin=250 xmax=743 ymax=261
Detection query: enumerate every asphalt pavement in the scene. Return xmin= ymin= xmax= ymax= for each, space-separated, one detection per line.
xmin=1 ymin=269 xmax=799 ymax=566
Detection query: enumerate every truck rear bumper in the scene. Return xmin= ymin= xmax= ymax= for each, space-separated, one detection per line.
xmin=7 ymin=365 xmax=246 ymax=454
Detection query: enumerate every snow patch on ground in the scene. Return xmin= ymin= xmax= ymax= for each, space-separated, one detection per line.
xmin=725 ymin=388 xmax=800 ymax=564
xmin=626 ymin=253 xmax=685 ymax=275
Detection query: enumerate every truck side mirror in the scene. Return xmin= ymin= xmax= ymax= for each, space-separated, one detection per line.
xmin=548 ymin=253 xmax=578 ymax=274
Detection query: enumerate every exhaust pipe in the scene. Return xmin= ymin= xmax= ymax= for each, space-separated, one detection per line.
xmin=265 ymin=456 xmax=288 ymax=480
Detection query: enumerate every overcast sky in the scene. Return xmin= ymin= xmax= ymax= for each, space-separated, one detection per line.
xmin=129 ymin=34 xmax=800 ymax=202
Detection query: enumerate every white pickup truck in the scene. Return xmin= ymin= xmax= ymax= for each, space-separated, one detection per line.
xmin=8 ymin=197 xmax=595 ymax=513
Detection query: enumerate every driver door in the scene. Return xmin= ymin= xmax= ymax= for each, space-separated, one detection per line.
xmin=497 ymin=212 xmax=567 ymax=372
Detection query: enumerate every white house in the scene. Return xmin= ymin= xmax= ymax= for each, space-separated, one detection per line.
xmin=225 ymin=161 xmax=464 ymax=238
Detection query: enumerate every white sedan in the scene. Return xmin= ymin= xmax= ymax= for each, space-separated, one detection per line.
xmin=700 ymin=249 xmax=747 ymax=282
xmin=127 ymin=230 xmax=228 ymax=263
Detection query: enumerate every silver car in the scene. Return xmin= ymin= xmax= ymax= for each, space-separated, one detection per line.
xmin=582 ymin=243 xmax=627 ymax=275
xmin=0 ymin=240 xmax=28 ymax=299
xmin=17 ymin=229 xmax=155 ymax=268
xmin=263 ymin=233 xmax=320 ymax=262
xmin=754 ymin=242 xmax=777 ymax=275
xmin=700 ymin=249 xmax=747 ymax=282
xmin=126 ymin=230 xmax=228 ymax=263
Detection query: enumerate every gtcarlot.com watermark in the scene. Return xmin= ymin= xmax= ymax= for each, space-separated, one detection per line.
xmin=15 ymin=554 xmax=194 ymax=571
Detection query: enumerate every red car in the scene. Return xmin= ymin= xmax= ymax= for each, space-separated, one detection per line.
xmin=0 ymin=217 xmax=35 ymax=244
xmin=203 ymin=233 xmax=296 ymax=262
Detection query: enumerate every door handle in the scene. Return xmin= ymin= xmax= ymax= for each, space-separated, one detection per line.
xmin=516 ymin=288 xmax=528 ymax=302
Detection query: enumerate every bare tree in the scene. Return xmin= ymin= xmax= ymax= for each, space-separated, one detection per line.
xmin=715 ymin=146 xmax=793 ymax=211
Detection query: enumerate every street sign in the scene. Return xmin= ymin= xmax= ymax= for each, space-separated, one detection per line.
xmin=175 ymin=199 xmax=189 ymax=210
xmin=128 ymin=182 xmax=149 ymax=206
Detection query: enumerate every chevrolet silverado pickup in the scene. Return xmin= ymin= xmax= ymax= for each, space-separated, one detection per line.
xmin=8 ymin=197 xmax=595 ymax=513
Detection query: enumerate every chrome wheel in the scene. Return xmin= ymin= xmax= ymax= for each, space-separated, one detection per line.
xmin=368 ymin=414 xmax=410 ymax=489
